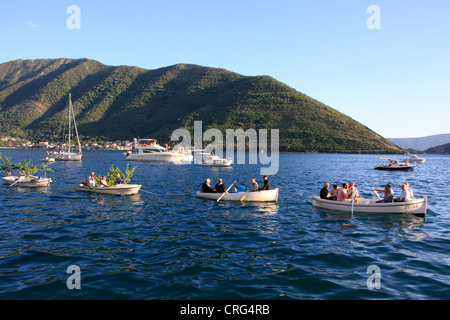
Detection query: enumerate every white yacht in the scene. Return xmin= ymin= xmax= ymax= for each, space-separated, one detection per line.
xmin=125 ymin=138 xmax=189 ymax=162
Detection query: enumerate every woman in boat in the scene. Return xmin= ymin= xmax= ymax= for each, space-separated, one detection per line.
xmin=337 ymin=183 xmax=349 ymax=201
xmin=100 ymin=176 xmax=109 ymax=188
xmin=87 ymin=172 xmax=98 ymax=188
xmin=374 ymin=184 xmax=394 ymax=203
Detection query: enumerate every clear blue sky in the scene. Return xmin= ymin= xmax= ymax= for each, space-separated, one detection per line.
xmin=1 ymin=0 xmax=449 ymax=138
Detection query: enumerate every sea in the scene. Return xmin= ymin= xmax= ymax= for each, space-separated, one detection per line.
xmin=0 ymin=149 xmax=449 ymax=302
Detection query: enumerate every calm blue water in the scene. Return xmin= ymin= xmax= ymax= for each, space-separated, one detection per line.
xmin=0 ymin=149 xmax=449 ymax=300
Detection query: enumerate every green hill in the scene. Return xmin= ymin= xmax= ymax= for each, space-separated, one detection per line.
xmin=425 ymin=143 xmax=450 ymax=154
xmin=0 ymin=58 xmax=402 ymax=153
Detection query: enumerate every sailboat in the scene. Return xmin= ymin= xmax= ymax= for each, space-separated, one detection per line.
xmin=52 ymin=93 xmax=82 ymax=161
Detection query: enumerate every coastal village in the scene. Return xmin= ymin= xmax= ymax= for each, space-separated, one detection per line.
xmin=0 ymin=136 xmax=133 ymax=150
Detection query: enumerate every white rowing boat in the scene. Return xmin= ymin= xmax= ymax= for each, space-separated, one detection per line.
xmin=76 ymin=183 xmax=142 ymax=195
xmin=196 ymin=188 xmax=279 ymax=202
xmin=310 ymin=195 xmax=427 ymax=217
xmin=2 ymin=175 xmax=52 ymax=187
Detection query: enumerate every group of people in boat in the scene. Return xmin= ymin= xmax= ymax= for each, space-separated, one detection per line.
xmin=320 ymin=181 xmax=414 ymax=203
xmin=320 ymin=182 xmax=359 ymax=202
xmin=201 ymin=176 xmax=271 ymax=193
xmin=373 ymin=182 xmax=414 ymax=203
xmin=82 ymin=172 xmax=126 ymax=188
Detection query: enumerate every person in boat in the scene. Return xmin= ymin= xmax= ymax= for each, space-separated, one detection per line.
xmin=250 ymin=177 xmax=259 ymax=192
xmin=329 ymin=184 xmax=340 ymax=200
xmin=320 ymin=183 xmax=332 ymax=200
xmin=347 ymin=182 xmax=360 ymax=202
xmin=405 ymin=182 xmax=414 ymax=198
xmin=100 ymin=176 xmax=109 ymax=188
xmin=260 ymin=176 xmax=271 ymax=191
xmin=214 ymin=179 xmax=226 ymax=193
xmin=115 ymin=174 xmax=126 ymax=185
xmin=394 ymin=184 xmax=412 ymax=202
xmin=337 ymin=183 xmax=349 ymax=201
xmin=201 ymin=178 xmax=215 ymax=193
xmin=87 ymin=172 xmax=98 ymax=188
xmin=233 ymin=181 xmax=246 ymax=193
xmin=374 ymin=184 xmax=394 ymax=203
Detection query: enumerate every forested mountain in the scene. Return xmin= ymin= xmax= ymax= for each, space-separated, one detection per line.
xmin=0 ymin=58 xmax=402 ymax=153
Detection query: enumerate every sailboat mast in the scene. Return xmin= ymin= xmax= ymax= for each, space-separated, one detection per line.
xmin=71 ymin=97 xmax=82 ymax=154
xmin=68 ymin=93 xmax=71 ymax=154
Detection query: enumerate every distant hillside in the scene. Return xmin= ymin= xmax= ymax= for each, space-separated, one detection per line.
xmin=388 ymin=133 xmax=450 ymax=151
xmin=425 ymin=143 xmax=450 ymax=154
xmin=0 ymin=58 xmax=403 ymax=153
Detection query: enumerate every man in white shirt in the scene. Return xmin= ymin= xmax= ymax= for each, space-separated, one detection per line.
xmin=398 ymin=184 xmax=412 ymax=202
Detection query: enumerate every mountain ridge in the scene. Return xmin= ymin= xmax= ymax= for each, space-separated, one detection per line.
xmin=387 ymin=133 xmax=450 ymax=151
xmin=0 ymin=58 xmax=402 ymax=153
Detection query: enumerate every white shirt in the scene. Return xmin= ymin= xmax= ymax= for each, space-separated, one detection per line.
xmin=400 ymin=189 xmax=412 ymax=201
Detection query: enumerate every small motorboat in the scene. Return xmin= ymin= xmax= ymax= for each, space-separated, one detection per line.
xmin=196 ymin=188 xmax=279 ymax=202
xmin=76 ymin=183 xmax=142 ymax=195
xmin=310 ymin=195 xmax=427 ymax=217
xmin=197 ymin=153 xmax=233 ymax=167
xmin=374 ymin=158 xmax=416 ymax=171
xmin=2 ymin=175 xmax=52 ymax=187
xmin=39 ymin=156 xmax=55 ymax=163
xmin=405 ymin=155 xmax=426 ymax=163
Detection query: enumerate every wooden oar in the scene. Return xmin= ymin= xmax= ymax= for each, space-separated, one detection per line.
xmin=9 ymin=176 xmax=26 ymax=187
xmin=372 ymin=188 xmax=381 ymax=199
xmin=216 ymin=184 xmax=233 ymax=202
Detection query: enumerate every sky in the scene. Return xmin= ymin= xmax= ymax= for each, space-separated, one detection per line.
xmin=1 ymin=0 xmax=449 ymax=138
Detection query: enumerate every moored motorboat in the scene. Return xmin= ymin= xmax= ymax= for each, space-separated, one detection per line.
xmin=196 ymin=188 xmax=279 ymax=202
xmin=197 ymin=154 xmax=233 ymax=167
xmin=76 ymin=183 xmax=142 ymax=195
xmin=125 ymin=138 xmax=189 ymax=162
xmin=40 ymin=156 xmax=55 ymax=163
xmin=2 ymin=175 xmax=52 ymax=187
xmin=374 ymin=158 xmax=416 ymax=171
xmin=310 ymin=195 xmax=427 ymax=217
xmin=406 ymin=154 xmax=427 ymax=163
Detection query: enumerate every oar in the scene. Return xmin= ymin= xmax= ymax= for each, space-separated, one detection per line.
xmin=9 ymin=178 xmax=23 ymax=187
xmin=217 ymin=184 xmax=233 ymax=202
xmin=372 ymin=188 xmax=381 ymax=199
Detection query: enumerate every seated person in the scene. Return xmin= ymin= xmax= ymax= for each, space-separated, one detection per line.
xmin=337 ymin=183 xmax=349 ymax=201
xmin=115 ymin=174 xmax=126 ymax=185
xmin=233 ymin=181 xmax=246 ymax=193
xmin=260 ymin=176 xmax=271 ymax=191
xmin=374 ymin=184 xmax=394 ymax=203
xmin=100 ymin=176 xmax=109 ymax=188
xmin=201 ymin=178 xmax=215 ymax=193
xmin=250 ymin=178 xmax=259 ymax=192
xmin=214 ymin=179 xmax=226 ymax=193
xmin=329 ymin=184 xmax=340 ymax=200
xmin=320 ymin=183 xmax=332 ymax=199
xmin=394 ymin=184 xmax=412 ymax=202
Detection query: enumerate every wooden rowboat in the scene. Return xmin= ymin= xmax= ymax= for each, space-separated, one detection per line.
xmin=196 ymin=188 xmax=279 ymax=202
xmin=310 ymin=195 xmax=427 ymax=217
xmin=77 ymin=184 xmax=142 ymax=195
xmin=2 ymin=175 xmax=52 ymax=187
